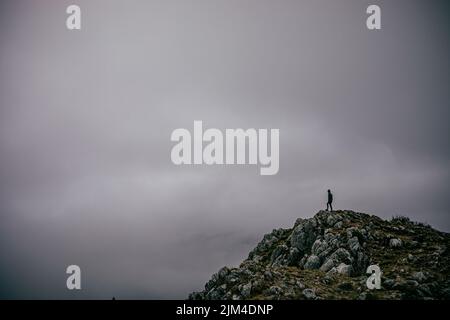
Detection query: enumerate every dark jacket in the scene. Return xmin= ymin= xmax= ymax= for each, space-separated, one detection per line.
xmin=328 ymin=192 xmax=333 ymax=203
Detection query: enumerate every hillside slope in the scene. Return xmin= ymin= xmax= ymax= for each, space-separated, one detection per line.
xmin=189 ymin=210 xmax=450 ymax=300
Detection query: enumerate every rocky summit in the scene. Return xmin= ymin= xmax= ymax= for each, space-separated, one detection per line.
xmin=189 ymin=210 xmax=450 ymax=300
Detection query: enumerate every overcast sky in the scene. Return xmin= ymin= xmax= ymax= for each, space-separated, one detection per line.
xmin=0 ymin=0 xmax=449 ymax=298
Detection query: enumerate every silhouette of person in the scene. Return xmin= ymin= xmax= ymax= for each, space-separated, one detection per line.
xmin=327 ymin=189 xmax=333 ymax=211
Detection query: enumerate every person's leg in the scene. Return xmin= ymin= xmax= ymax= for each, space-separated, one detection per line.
xmin=330 ymin=203 xmax=333 ymax=211
xmin=326 ymin=203 xmax=330 ymax=211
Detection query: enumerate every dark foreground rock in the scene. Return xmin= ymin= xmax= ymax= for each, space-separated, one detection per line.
xmin=189 ymin=210 xmax=450 ymax=300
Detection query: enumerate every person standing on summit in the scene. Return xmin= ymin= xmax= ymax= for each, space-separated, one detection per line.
xmin=326 ymin=189 xmax=333 ymax=211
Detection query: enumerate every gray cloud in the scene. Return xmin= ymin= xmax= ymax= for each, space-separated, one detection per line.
xmin=0 ymin=0 xmax=449 ymax=298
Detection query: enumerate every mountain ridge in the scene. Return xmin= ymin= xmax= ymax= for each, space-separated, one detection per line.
xmin=189 ymin=210 xmax=450 ymax=300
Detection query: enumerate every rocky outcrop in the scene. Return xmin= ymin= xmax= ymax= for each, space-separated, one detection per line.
xmin=189 ymin=210 xmax=450 ymax=300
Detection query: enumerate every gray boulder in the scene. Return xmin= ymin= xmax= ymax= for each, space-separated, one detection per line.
xmin=348 ymin=236 xmax=361 ymax=254
xmin=411 ymin=271 xmax=427 ymax=283
xmin=286 ymin=247 xmax=301 ymax=266
xmin=319 ymin=248 xmax=353 ymax=272
xmin=270 ymin=244 xmax=288 ymax=263
xmin=336 ymin=263 xmax=353 ymax=276
xmin=302 ymin=288 xmax=316 ymax=300
xmin=389 ymin=238 xmax=402 ymax=247
xmin=239 ymin=283 xmax=252 ymax=298
xmin=304 ymin=255 xmax=321 ymax=270
xmin=291 ymin=219 xmax=318 ymax=254
xmin=326 ymin=213 xmax=342 ymax=227
xmin=320 ymin=259 xmax=336 ymax=273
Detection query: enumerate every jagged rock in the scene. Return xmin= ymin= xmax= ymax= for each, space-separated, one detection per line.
xmin=302 ymin=288 xmax=316 ymax=300
xmin=311 ymin=239 xmax=327 ymax=255
xmin=189 ymin=291 xmax=204 ymax=300
xmin=393 ymin=280 xmax=419 ymax=292
xmin=291 ymin=219 xmax=318 ymax=254
xmin=327 ymin=267 xmax=338 ymax=275
xmin=296 ymin=281 xmax=305 ymax=289
xmin=264 ymin=270 xmax=273 ymax=280
xmin=334 ymin=221 xmax=343 ymax=229
xmin=411 ymin=271 xmax=427 ymax=283
xmin=269 ymin=286 xmax=282 ymax=295
xmin=298 ymin=255 xmax=307 ymax=269
xmin=239 ymin=283 xmax=252 ymax=298
xmin=389 ymin=238 xmax=403 ymax=247
xmin=319 ymin=248 xmax=353 ymax=272
xmin=314 ymin=236 xmax=339 ymax=259
xmin=410 ymin=240 xmax=419 ymax=248
xmin=322 ymin=273 xmax=333 ymax=285
xmin=440 ymin=287 xmax=450 ymax=299
xmin=354 ymin=251 xmax=369 ymax=275
xmin=286 ymin=247 xmax=301 ymax=266
xmin=417 ymin=284 xmax=432 ymax=297
xmin=304 ymin=255 xmax=321 ymax=270
xmin=348 ymin=236 xmax=361 ymax=254
xmin=326 ymin=213 xmax=342 ymax=227
xmin=270 ymin=244 xmax=289 ymax=264
xmin=190 ymin=210 xmax=450 ymax=300
xmin=320 ymin=259 xmax=335 ymax=272
xmin=336 ymin=263 xmax=353 ymax=276
xmin=248 ymin=232 xmax=280 ymax=260
xmin=331 ymin=248 xmax=353 ymax=263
